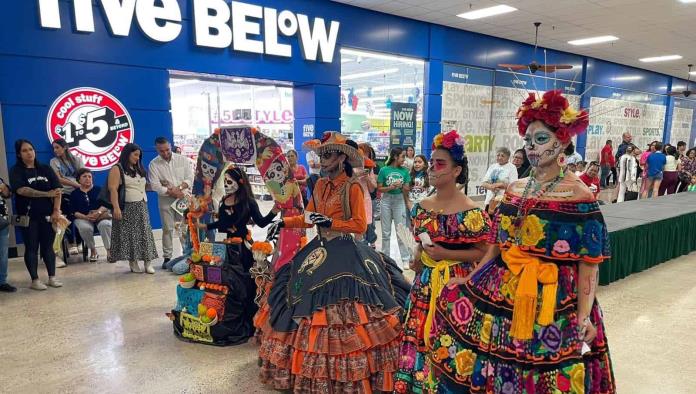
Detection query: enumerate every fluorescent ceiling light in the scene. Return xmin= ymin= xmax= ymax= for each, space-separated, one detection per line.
xmin=232 ymin=78 xmax=244 ymax=82
xmin=340 ymin=48 xmax=424 ymax=65
xmin=678 ymin=0 xmax=696 ymax=3
xmin=457 ymin=5 xmax=517 ymax=20
xmin=690 ymin=71 xmax=696 ymax=75
xmin=341 ymin=68 xmax=399 ymax=81
xmin=568 ymin=35 xmax=619 ymax=46
xmin=169 ymin=79 xmax=200 ymax=88
xmin=612 ymin=76 xmax=643 ymax=81
xmin=639 ymin=55 xmax=683 ymax=62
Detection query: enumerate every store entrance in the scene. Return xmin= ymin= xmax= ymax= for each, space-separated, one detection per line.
xmin=168 ymin=71 xmax=295 ymax=199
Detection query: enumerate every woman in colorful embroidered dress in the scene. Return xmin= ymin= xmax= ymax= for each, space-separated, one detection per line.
xmin=394 ymin=130 xmax=492 ymax=394
xmin=428 ymin=90 xmax=615 ymax=394
xmin=257 ymin=132 xmax=410 ymax=393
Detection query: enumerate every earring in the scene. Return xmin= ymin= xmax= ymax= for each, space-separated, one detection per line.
xmin=557 ymin=153 xmax=566 ymax=177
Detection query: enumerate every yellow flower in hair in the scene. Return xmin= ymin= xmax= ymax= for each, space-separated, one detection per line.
xmin=464 ymin=210 xmax=485 ymax=233
xmin=520 ymin=214 xmax=545 ymax=246
xmin=531 ymin=97 xmax=544 ymax=109
xmin=560 ymin=107 xmax=580 ymax=125
xmin=434 ymin=134 xmax=444 ymax=147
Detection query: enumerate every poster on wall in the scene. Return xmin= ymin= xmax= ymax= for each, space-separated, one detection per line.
xmin=441 ymin=64 xmax=581 ymax=196
xmin=390 ymin=102 xmax=417 ymax=148
xmin=585 ymin=94 xmax=666 ymax=161
xmin=671 ymin=99 xmax=696 ymax=147
xmin=46 ymin=87 xmax=134 ymax=171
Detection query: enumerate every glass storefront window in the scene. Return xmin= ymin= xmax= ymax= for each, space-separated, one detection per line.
xmin=169 ymin=73 xmax=294 ymax=163
xmin=339 ymin=49 xmax=424 ymax=159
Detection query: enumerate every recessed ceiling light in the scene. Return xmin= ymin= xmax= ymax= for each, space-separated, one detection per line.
xmin=639 ymin=55 xmax=683 ymax=63
xmin=568 ymin=35 xmax=619 ymax=46
xmin=612 ymin=76 xmax=643 ymax=81
xmin=457 ymin=5 xmax=517 ymax=20
xmin=341 ymin=68 xmax=399 ymax=81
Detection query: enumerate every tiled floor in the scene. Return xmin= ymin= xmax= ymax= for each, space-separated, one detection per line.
xmin=1 ymin=217 xmax=695 ymax=393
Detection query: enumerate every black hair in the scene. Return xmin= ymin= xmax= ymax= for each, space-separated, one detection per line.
xmin=666 ymin=145 xmax=678 ymax=159
xmin=344 ymin=140 xmax=359 ymax=177
xmin=14 ymin=139 xmax=39 ymax=168
xmin=52 ymin=138 xmax=79 ymax=170
xmin=223 ymin=166 xmax=254 ymax=219
xmin=75 ymin=167 xmax=92 ymax=180
xmin=606 ymin=139 xmax=612 ymax=145
xmin=654 ymin=142 xmax=663 ymax=152
xmin=434 ymin=147 xmax=469 ymax=185
xmin=410 ymin=154 xmax=429 ymax=189
xmin=386 ymin=147 xmax=404 ymax=166
xmin=154 ymin=136 xmax=169 ymax=145
xmin=514 ymin=148 xmax=531 ymax=177
xmin=563 ymin=142 xmax=576 ymax=156
xmin=678 ymin=141 xmax=687 ymax=148
xmin=118 ymin=143 xmax=147 ymax=177
xmin=687 ymin=148 xmax=696 ymax=158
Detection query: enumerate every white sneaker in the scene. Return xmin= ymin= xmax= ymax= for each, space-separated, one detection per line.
xmin=129 ymin=261 xmax=142 ymax=273
xmin=47 ymin=277 xmax=63 ymax=288
xmin=31 ymin=279 xmax=47 ymax=290
xmin=143 ymin=261 xmax=155 ymax=274
xmin=55 ymin=259 xmax=67 ymax=268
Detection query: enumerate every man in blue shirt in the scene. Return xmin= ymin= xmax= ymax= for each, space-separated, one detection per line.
xmin=643 ymin=142 xmax=666 ymax=199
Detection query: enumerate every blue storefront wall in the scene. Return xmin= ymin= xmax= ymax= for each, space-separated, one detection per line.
xmin=0 ymin=0 xmax=690 ymax=236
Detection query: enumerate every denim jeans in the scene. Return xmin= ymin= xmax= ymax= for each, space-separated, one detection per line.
xmin=0 ymin=225 xmax=9 ymax=284
xmin=380 ymin=193 xmax=410 ymax=264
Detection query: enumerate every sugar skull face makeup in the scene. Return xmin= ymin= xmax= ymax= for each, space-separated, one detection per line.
xmin=428 ymin=148 xmax=460 ymax=187
xmin=524 ymin=120 xmax=564 ymax=169
xmin=224 ymin=173 xmax=239 ymax=195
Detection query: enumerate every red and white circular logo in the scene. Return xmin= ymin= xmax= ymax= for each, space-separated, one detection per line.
xmin=46 ymin=87 xmax=134 ymax=171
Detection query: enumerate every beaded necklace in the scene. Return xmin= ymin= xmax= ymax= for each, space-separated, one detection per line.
xmin=512 ymin=170 xmax=564 ymax=244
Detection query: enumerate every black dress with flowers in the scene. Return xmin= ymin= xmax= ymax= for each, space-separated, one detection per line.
xmin=428 ymin=192 xmax=615 ymax=393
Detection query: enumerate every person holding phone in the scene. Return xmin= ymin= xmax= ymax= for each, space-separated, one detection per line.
xmin=378 ymin=146 xmax=412 ymax=267
xmin=10 ymin=139 xmax=63 ymax=290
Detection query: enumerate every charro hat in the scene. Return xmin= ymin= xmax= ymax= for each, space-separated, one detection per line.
xmin=303 ymin=131 xmax=364 ymax=168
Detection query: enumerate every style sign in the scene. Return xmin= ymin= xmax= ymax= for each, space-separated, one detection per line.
xmin=390 ymin=102 xmax=417 ymax=149
xmin=46 ymin=87 xmax=134 ymax=171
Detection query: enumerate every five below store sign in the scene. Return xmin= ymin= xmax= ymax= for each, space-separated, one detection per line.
xmin=38 ymin=0 xmax=340 ymax=63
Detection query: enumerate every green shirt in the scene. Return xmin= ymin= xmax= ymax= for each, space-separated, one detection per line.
xmin=378 ymin=165 xmax=411 ymax=195
xmin=688 ymin=184 xmax=696 ymax=192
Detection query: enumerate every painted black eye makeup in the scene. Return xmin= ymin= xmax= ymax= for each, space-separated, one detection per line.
xmin=534 ymin=132 xmax=551 ymax=145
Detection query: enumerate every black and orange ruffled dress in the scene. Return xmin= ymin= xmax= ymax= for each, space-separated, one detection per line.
xmin=256 ymin=173 xmax=410 ymax=393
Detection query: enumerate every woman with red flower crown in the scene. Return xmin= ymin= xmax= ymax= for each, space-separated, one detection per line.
xmin=394 ymin=130 xmax=492 ymax=393
xmin=427 ymin=90 xmax=615 ymax=393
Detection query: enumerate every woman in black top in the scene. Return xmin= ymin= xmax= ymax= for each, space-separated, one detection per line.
xmin=10 ymin=139 xmax=63 ymax=290
xmin=182 ymin=166 xmax=278 ymax=344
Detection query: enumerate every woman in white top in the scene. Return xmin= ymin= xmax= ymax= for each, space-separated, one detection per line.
xmin=481 ymin=147 xmax=518 ymax=213
xmin=617 ymin=145 xmax=639 ymax=202
xmin=108 ymin=143 xmax=158 ymax=273
xmin=403 ymin=146 xmax=416 ymax=171
xmin=658 ymin=145 xmax=681 ymax=196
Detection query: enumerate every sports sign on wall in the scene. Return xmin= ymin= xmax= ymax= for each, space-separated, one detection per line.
xmin=671 ymin=99 xmax=696 ymax=147
xmin=585 ymin=94 xmax=666 ymax=161
xmin=46 ymin=87 xmax=134 ymax=171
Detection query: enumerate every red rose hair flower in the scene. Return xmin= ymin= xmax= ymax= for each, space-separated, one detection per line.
xmin=516 ymin=90 xmax=589 ymax=143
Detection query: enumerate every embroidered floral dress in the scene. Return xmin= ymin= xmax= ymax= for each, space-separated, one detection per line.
xmin=394 ymin=204 xmax=491 ymax=394
xmin=428 ymin=192 xmax=615 ymax=393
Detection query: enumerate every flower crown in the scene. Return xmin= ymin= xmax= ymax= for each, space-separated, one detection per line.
xmin=516 ymin=90 xmax=589 ymax=143
xmin=432 ymin=130 xmax=466 ymax=161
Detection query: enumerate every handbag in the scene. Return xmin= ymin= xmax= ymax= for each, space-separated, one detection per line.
xmin=97 ymin=164 xmax=125 ymax=210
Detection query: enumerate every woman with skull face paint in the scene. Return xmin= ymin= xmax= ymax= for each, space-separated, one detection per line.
xmin=192 ymin=166 xmax=279 ymax=344
xmin=394 ymin=130 xmax=492 ymax=394
xmin=427 ymin=91 xmax=615 ymax=393
xmin=257 ymin=132 xmax=410 ymax=393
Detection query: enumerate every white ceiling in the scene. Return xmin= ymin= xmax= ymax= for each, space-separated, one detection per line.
xmin=332 ymin=0 xmax=696 ymax=80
